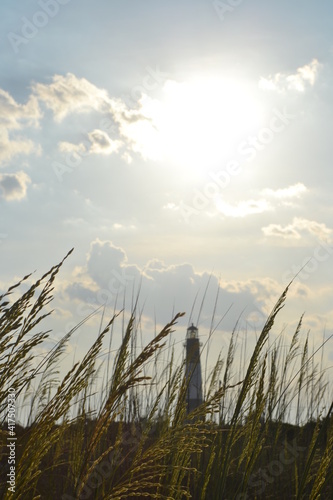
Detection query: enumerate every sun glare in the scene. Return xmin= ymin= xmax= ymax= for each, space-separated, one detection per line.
xmin=137 ymin=76 xmax=263 ymax=174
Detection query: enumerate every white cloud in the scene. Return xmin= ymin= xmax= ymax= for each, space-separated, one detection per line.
xmin=262 ymin=183 xmax=307 ymax=200
xmin=32 ymin=73 xmax=152 ymax=160
xmin=259 ymin=59 xmax=321 ymax=93
xmin=88 ymin=129 xmax=123 ymax=155
xmin=112 ymin=223 xmax=136 ymax=231
xmin=262 ymin=223 xmax=301 ymax=240
xmin=58 ymin=141 xmax=86 ymax=154
xmin=167 ymin=183 xmax=308 ymax=221
xmin=0 ymin=129 xmax=41 ymax=166
xmin=58 ymin=130 xmax=123 ymax=158
xmin=32 ymin=73 xmax=110 ymax=121
xmin=27 ymin=73 xmax=263 ymax=167
xmin=213 ymin=183 xmax=308 ymax=218
xmin=0 ymin=171 xmax=31 ymax=201
xmin=0 ymin=89 xmax=42 ymax=166
xmin=215 ymin=198 xmax=271 ymax=217
xmin=85 ymin=239 xmax=141 ymax=290
xmin=262 ymin=217 xmax=332 ymax=242
xmin=0 ymin=74 xmax=148 ymax=169
xmin=65 ymin=239 xmax=280 ymax=329
xmin=0 ymin=89 xmax=41 ymax=130
xmin=110 ymin=96 xmax=162 ymax=161
xmin=294 ymin=218 xmax=332 ymax=241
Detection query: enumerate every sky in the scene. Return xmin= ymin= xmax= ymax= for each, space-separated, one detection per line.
xmin=1 ymin=0 xmax=333 ymax=393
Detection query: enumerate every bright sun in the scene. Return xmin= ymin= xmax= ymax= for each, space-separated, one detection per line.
xmin=134 ymin=75 xmax=264 ymax=174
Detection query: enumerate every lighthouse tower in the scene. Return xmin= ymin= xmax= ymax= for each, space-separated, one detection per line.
xmin=185 ymin=324 xmax=203 ymax=414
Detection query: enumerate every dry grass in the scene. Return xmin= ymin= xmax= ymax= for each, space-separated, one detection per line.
xmin=0 ymin=253 xmax=332 ymax=499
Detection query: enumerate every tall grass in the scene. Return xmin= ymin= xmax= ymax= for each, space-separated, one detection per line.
xmin=0 ymin=253 xmax=332 ymax=499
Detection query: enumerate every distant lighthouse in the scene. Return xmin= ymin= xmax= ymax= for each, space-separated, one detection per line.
xmin=185 ymin=324 xmax=203 ymax=414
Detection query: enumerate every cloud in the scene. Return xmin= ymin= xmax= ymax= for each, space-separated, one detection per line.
xmin=31 ymin=73 xmax=152 ymax=160
xmin=58 ymin=141 xmax=86 ymax=154
xmin=0 ymin=129 xmax=41 ymax=165
xmin=65 ymin=239 xmax=143 ymax=317
xmin=112 ymin=223 xmax=136 ymax=231
xmin=25 ymin=73 xmax=262 ymax=166
xmin=0 ymin=171 xmax=31 ymax=201
xmin=88 ymin=129 xmax=123 ymax=155
xmin=116 ymin=114 xmax=162 ymax=161
xmin=112 ymin=77 xmax=262 ymax=165
xmin=167 ymin=182 xmax=308 ymax=221
xmin=85 ymin=239 xmax=141 ymax=292
xmin=0 ymin=89 xmax=41 ymax=130
xmin=0 ymin=88 xmax=42 ymax=166
xmin=32 ymin=73 xmax=110 ymax=121
xmin=106 ymin=94 xmax=162 ymax=161
xmin=58 ymin=130 xmax=123 ymax=159
xmin=214 ymin=198 xmax=272 ymax=217
xmin=213 ymin=183 xmax=308 ymax=218
xmin=259 ymin=59 xmax=321 ymax=92
xmin=65 ymin=239 xmax=281 ymax=329
xmin=31 ymin=72 xmax=153 ymax=159
xmin=262 ymin=183 xmax=307 ymax=200
xmin=294 ymin=218 xmax=332 ymax=241
xmin=262 ymin=217 xmax=332 ymax=242
xmin=262 ymin=223 xmax=300 ymax=240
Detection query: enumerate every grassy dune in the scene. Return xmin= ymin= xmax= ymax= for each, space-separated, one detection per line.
xmin=1 ymin=252 xmax=332 ymax=499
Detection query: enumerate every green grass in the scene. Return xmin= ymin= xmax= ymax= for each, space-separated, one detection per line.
xmin=0 ymin=252 xmax=332 ymax=499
